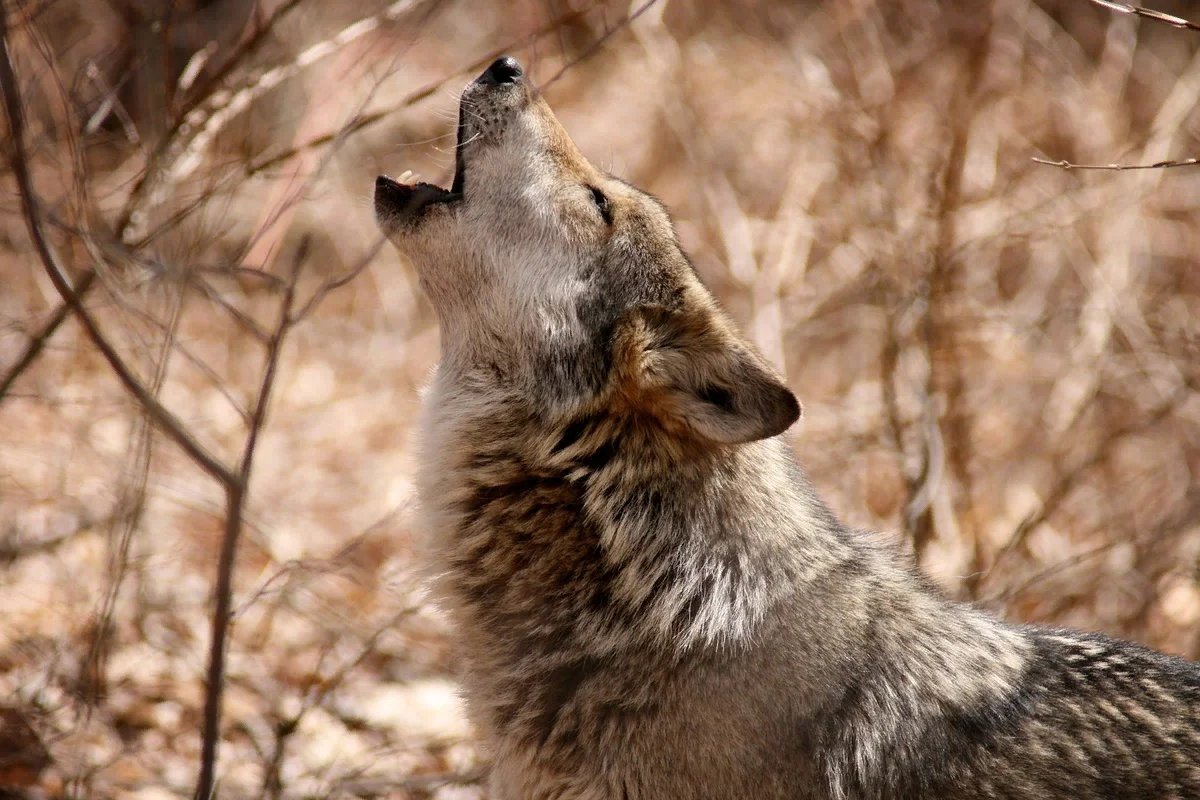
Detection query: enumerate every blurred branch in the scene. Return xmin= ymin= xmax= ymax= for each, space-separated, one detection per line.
xmin=170 ymin=0 xmax=427 ymax=183
xmin=0 ymin=510 xmax=115 ymax=563
xmin=257 ymin=604 xmax=419 ymax=800
xmin=0 ymin=270 xmax=94 ymax=401
xmin=904 ymin=406 xmax=944 ymax=545
xmin=1086 ymin=0 xmax=1200 ymax=32
xmin=120 ymin=0 xmax=431 ymax=243
xmin=1040 ymin=45 xmax=1200 ymax=438
xmin=987 ymin=375 xmax=1197 ymax=580
xmin=1036 ymin=2 xmax=1200 ymax=173
xmin=0 ymin=8 xmax=237 ymax=488
xmin=1032 ymin=155 xmax=1200 ymax=169
xmin=179 ymin=0 xmax=306 ymax=113
xmin=115 ymin=0 xmax=599 ymax=258
xmin=290 ymin=237 xmax=385 ymax=323
xmin=987 ymin=487 xmax=1200 ymax=607
xmin=911 ymin=9 xmax=996 ymax=571
xmin=544 ymin=0 xmax=660 ymax=87
xmin=194 ymin=237 xmax=308 ymax=800
xmin=113 ymin=0 xmax=310 ymax=240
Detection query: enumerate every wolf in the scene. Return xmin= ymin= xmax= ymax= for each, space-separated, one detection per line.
xmin=374 ymin=56 xmax=1200 ymax=800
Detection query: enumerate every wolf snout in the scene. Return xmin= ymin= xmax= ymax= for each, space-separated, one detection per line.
xmin=477 ymin=56 xmax=523 ymax=86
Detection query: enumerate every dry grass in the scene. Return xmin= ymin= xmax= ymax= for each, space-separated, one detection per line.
xmin=1 ymin=0 xmax=1199 ymax=797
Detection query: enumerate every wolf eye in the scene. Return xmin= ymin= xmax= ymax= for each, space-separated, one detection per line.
xmin=588 ymin=186 xmax=612 ymax=225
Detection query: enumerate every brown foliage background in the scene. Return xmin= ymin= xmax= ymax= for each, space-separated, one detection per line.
xmin=1 ymin=0 xmax=1199 ymax=796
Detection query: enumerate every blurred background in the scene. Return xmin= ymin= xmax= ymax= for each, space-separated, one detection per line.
xmin=1 ymin=0 xmax=1199 ymax=796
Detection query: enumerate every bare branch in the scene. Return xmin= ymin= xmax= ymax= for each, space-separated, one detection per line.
xmin=190 ymin=275 xmax=274 ymax=343
xmin=289 ymin=236 xmax=385 ymax=323
xmin=180 ymin=0 xmax=306 ymax=112
xmin=116 ymin=0 xmax=431 ymax=245
xmin=243 ymin=3 xmax=605 ymax=181
xmin=987 ymin=376 xmax=1197 ymax=580
xmin=543 ymin=0 xmax=661 ymax=87
xmin=81 ymin=282 xmax=185 ymax=704
xmin=0 ymin=508 xmax=114 ymax=563
xmin=194 ymin=236 xmax=308 ymax=800
xmin=1032 ymin=155 xmax=1200 ymax=170
xmin=0 ymin=270 xmax=95 ymax=402
xmin=1034 ymin=0 xmax=1200 ymax=173
xmin=0 ymin=6 xmax=237 ymax=489
xmin=1086 ymin=0 xmax=1200 ymax=32
xmin=987 ymin=487 xmax=1200 ymax=607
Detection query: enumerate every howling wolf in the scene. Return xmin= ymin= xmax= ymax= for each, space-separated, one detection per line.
xmin=374 ymin=56 xmax=1200 ymax=800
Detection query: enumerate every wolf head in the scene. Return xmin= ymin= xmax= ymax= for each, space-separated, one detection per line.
xmin=375 ymin=57 xmax=798 ymax=445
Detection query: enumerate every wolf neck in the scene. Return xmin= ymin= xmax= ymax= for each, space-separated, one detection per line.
xmin=419 ymin=367 xmax=856 ymax=656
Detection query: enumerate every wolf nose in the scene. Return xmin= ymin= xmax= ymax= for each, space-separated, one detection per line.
xmin=479 ymin=56 xmax=523 ymax=86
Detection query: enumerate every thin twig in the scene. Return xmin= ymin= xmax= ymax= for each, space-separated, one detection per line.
xmin=120 ymin=0 xmax=430 ymax=245
xmin=0 ymin=3 xmax=104 ymax=406
xmin=290 ymin=237 xmax=385 ymax=323
xmin=179 ymin=0 xmax=306 ymax=114
xmin=193 ymin=237 xmax=308 ymax=800
xmin=986 ymin=539 xmax=1123 ymax=605
xmin=986 ymin=487 xmax=1200 ymax=607
xmin=81 ymin=281 xmax=185 ymax=705
xmin=113 ymin=0 xmax=310 ymax=240
xmin=257 ymin=602 xmax=422 ymax=798
xmin=543 ymin=0 xmax=661 ymax=87
xmin=1032 ymin=155 xmax=1200 ymax=170
xmin=190 ymin=275 xmax=274 ymax=343
xmin=0 ymin=6 xmax=237 ymax=489
xmin=0 ymin=271 xmax=95 ymax=401
xmin=987 ymin=376 xmax=1197 ymax=579
xmin=1086 ymin=0 xmax=1200 ymax=32
xmin=1033 ymin=2 xmax=1200 ymax=171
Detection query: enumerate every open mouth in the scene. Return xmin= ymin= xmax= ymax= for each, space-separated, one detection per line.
xmin=374 ymin=97 xmax=469 ymax=223
xmin=375 ymin=56 xmax=525 ymax=227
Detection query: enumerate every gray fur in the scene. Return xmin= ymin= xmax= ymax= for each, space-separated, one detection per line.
xmin=375 ymin=59 xmax=1200 ymax=800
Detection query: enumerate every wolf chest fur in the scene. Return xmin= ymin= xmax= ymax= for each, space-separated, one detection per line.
xmin=374 ymin=56 xmax=1200 ymax=800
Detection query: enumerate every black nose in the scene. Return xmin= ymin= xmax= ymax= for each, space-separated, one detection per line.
xmin=479 ymin=56 xmax=523 ymax=86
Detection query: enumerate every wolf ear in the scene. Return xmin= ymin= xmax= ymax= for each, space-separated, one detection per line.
xmin=612 ymin=305 xmax=801 ymax=444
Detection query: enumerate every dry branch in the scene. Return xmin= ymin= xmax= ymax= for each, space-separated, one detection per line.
xmin=1033 ymin=1 xmax=1200 ymax=170
xmin=0 ymin=7 xmax=237 ymax=489
xmin=986 ymin=375 xmax=1197 ymax=582
xmin=1086 ymin=0 xmax=1200 ymax=32
xmin=544 ymin=0 xmax=661 ymax=86
xmin=194 ymin=237 xmax=308 ymax=800
xmin=119 ymin=0 xmax=430 ymax=243
xmin=1032 ymin=155 xmax=1200 ymax=170
xmin=0 ymin=270 xmax=94 ymax=401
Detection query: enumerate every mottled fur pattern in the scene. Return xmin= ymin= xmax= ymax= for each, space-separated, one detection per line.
xmin=375 ymin=58 xmax=1200 ymax=799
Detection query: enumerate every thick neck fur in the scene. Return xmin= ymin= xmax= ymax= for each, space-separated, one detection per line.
xmin=419 ymin=359 xmax=848 ymax=653
xmin=416 ymin=359 xmax=1032 ymax=794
